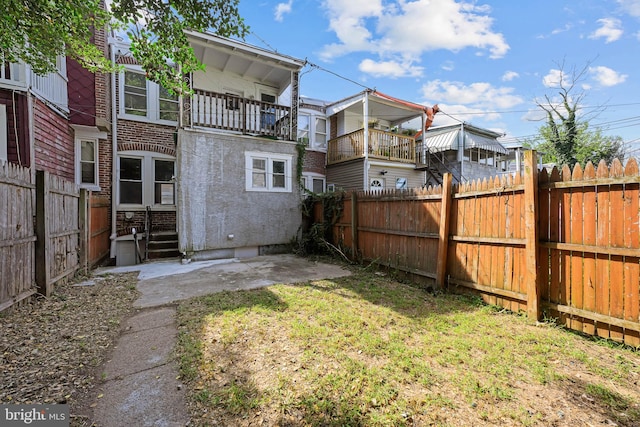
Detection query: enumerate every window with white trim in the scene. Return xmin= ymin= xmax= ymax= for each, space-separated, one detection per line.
xmin=0 ymin=104 xmax=7 ymax=162
xmin=120 ymin=70 xmax=179 ymax=124
xmin=118 ymin=152 xmax=175 ymax=208
xmin=73 ymin=126 xmax=106 ymax=190
xmin=314 ymin=117 xmax=327 ymax=149
xmin=297 ymin=113 xmax=310 ymax=145
xmin=297 ymin=111 xmax=327 ymax=151
xmin=245 ymin=151 xmax=292 ymax=192
xmin=79 ymin=139 xmax=98 ymax=187
xmin=302 ymin=173 xmax=325 ymax=194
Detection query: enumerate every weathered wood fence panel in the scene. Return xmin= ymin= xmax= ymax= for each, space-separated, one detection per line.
xmin=35 ymin=170 xmax=81 ymax=296
xmin=0 ymin=162 xmax=36 ymax=311
xmin=317 ymin=152 xmax=640 ymax=347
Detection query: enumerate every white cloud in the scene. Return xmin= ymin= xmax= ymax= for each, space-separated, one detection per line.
xmin=275 ymin=0 xmax=294 ymax=22
xmin=589 ymin=18 xmax=623 ymax=43
xmin=319 ymin=0 xmax=509 ymax=64
xmin=542 ymin=69 xmax=570 ymax=88
xmin=617 ymin=0 xmax=640 ymax=17
xmin=358 ymin=58 xmax=423 ymax=78
xmin=589 ymin=65 xmax=628 ymax=86
xmin=420 ymin=79 xmax=524 ymax=111
xmin=502 ymin=71 xmax=519 ymax=82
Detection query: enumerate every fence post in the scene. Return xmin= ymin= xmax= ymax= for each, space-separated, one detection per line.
xmin=351 ymin=191 xmax=358 ymax=260
xmin=524 ymin=150 xmax=540 ymax=321
xmin=436 ymin=173 xmax=453 ymax=288
xmin=78 ymin=189 xmax=89 ymax=275
xmin=35 ymin=170 xmax=50 ymax=296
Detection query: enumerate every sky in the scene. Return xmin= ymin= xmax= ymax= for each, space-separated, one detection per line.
xmin=236 ymin=0 xmax=640 ymax=157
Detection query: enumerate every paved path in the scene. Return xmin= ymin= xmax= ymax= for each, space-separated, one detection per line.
xmin=89 ymin=255 xmax=351 ymax=426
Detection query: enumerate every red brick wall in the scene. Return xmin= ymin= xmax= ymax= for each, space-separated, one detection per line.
xmin=116 ymin=211 xmax=176 ymax=236
xmin=33 ymin=98 xmax=74 ymax=180
xmin=303 ymin=150 xmax=326 ymax=175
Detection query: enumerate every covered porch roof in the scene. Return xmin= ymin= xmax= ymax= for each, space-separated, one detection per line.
xmin=186 ymin=31 xmax=305 ymax=89
xmin=325 ymin=89 xmax=427 ymax=126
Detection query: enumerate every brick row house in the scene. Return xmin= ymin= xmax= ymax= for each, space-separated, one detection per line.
xmin=107 ymin=31 xmax=308 ymax=265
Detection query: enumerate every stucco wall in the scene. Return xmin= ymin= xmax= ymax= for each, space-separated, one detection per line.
xmin=177 ymin=129 xmax=302 ymax=256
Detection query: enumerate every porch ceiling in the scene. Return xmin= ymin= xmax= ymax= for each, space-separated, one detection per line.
xmin=187 ymin=31 xmax=304 ymax=89
xmin=327 ymin=90 xmax=425 ymax=125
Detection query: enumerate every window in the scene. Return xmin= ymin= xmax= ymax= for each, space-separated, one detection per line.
xmin=159 ymin=86 xmax=179 ymax=121
xmin=245 ymin=151 xmax=292 ymax=192
xmin=73 ymin=126 xmax=106 ymax=190
xmin=370 ymin=178 xmax=384 ymax=191
xmin=260 ymin=93 xmax=277 ymax=131
xmin=0 ymin=104 xmax=7 ymax=162
xmin=118 ymin=152 xmax=175 ymax=207
xmin=302 ymin=173 xmax=325 ymax=194
xmin=119 ymin=157 xmax=143 ymax=204
xmin=315 ymin=117 xmax=327 ymax=149
xmin=154 ymin=160 xmax=175 ymax=204
xmin=120 ymin=70 xmax=179 ymax=123
xmin=297 ymin=114 xmax=310 ymax=145
xmin=124 ymin=71 xmax=147 ymax=116
xmin=79 ymin=140 xmax=97 ymax=185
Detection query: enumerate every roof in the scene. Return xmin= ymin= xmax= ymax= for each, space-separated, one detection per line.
xmin=419 ymin=123 xmax=508 ymax=154
xmin=325 ymin=89 xmax=426 ymax=125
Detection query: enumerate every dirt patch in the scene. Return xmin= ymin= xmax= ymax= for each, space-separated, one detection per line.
xmin=0 ymin=273 xmax=139 ymax=426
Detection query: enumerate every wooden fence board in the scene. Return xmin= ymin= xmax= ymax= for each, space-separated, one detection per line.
xmin=317 ymin=154 xmax=640 ymax=347
xmin=623 ymin=159 xmax=640 ymax=347
xmin=570 ymin=164 xmax=584 ymax=332
xmin=595 ymin=160 xmax=611 ymax=339
xmin=582 ymin=162 xmax=597 ymax=336
xmin=609 ymin=159 xmax=625 ymax=342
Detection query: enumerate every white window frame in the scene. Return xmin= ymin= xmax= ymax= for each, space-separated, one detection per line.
xmin=245 ymin=151 xmax=292 ymax=193
xmin=0 ymin=104 xmax=7 ymax=163
xmin=119 ymin=67 xmax=178 ymax=125
xmin=298 ymin=109 xmax=328 ymax=151
xmin=117 ymin=151 xmax=176 ymax=209
xmin=301 ymin=172 xmax=326 ymax=194
xmin=73 ymin=125 xmax=107 ymax=191
xmin=370 ymin=178 xmax=385 ymax=191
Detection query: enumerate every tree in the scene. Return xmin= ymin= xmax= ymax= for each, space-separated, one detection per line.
xmin=0 ymin=0 xmax=249 ymax=93
xmin=528 ymin=121 xmax=624 ymax=166
xmin=531 ymin=60 xmax=624 ymax=167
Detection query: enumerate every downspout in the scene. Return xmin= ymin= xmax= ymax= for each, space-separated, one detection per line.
xmin=421 ymin=111 xmax=427 ymax=185
xmin=109 ymin=42 xmax=118 ymax=258
xmin=363 ymin=91 xmax=370 ymax=190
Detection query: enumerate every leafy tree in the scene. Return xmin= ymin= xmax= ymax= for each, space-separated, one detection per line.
xmin=528 ymin=121 xmax=624 ymax=166
xmin=532 ymin=60 xmax=624 ymax=167
xmin=0 ymin=0 xmax=249 ymax=93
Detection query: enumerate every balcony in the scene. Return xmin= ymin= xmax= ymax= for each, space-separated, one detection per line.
xmin=189 ymin=89 xmax=292 ymax=140
xmin=1 ymin=60 xmax=68 ymax=112
xmin=327 ymin=128 xmax=416 ymax=165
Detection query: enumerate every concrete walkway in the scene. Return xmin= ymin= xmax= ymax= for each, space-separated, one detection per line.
xmin=90 ymin=254 xmax=351 ymax=427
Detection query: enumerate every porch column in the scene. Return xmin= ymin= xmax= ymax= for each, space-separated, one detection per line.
xmin=363 ymin=92 xmax=370 ymax=190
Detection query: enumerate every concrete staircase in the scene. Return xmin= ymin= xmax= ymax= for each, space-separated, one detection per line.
xmin=147 ymin=231 xmax=180 ymax=259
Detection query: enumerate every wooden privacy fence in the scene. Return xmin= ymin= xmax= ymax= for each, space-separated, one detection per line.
xmin=319 ymin=151 xmax=640 ymax=347
xmin=0 ymin=165 xmax=105 ymax=311
xmin=0 ymin=162 xmax=36 ymax=311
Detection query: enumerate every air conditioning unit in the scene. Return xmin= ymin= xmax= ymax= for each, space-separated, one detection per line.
xmin=327 ymin=184 xmax=335 ymax=192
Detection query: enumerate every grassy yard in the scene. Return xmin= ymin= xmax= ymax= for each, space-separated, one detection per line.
xmin=175 ymin=269 xmax=640 ymax=426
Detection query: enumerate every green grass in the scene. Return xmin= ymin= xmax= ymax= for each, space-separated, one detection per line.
xmin=175 ymin=270 xmax=640 ymax=426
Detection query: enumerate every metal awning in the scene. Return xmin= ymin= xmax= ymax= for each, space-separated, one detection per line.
xmin=465 ymin=132 xmax=508 ymax=154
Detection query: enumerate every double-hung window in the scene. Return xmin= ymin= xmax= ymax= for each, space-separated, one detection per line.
xmin=118 ymin=152 xmax=175 ymax=208
xmin=245 ymin=151 xmax=292 ymax=192
xmin=73 ymin=125 xmax=106 ymax=190
xmin=121 ymin=70 xmax=179 ymax=124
